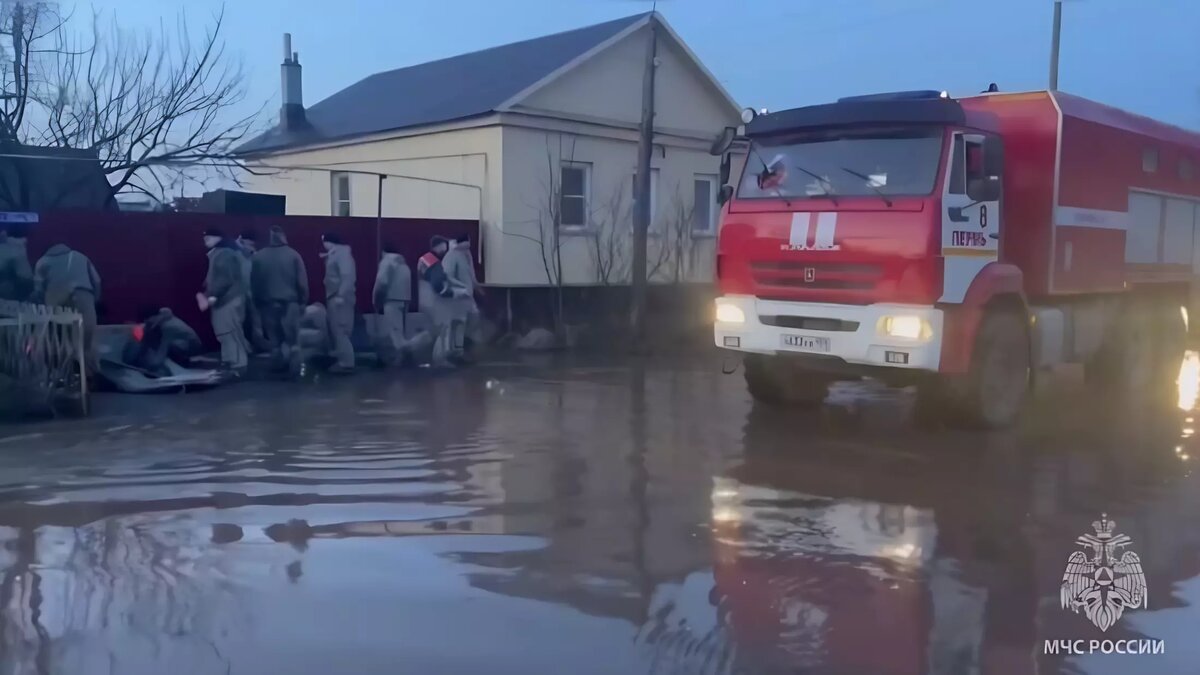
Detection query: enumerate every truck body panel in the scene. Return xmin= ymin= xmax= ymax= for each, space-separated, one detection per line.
xmin=716 ymin=90 xmax=1200 ymax=410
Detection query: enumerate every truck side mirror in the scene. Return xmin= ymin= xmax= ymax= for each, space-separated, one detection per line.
xmin=718 ymin=184 xmax=734 ymax=205
xmin=719 ymin=153 xmax=731 ymax=185
xmin=710 ymin=127 xmax=736 ymax=156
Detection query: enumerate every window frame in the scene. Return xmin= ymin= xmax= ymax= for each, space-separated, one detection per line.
xmin=331 ymin=172 xmax=352 ymax=217
xmin=1143 ymin=147 xmax=1159 ymax=174
xmin=559 ymin=161 xmax=591 ymax=229
xmin=948 ymin=134 xmax=966 ymax=195
xmin=692 ymin=174 xmax=719 ymax=236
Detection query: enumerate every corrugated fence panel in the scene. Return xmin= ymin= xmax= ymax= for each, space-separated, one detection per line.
xmin=25 ymin=211 xmax=479 ymax=344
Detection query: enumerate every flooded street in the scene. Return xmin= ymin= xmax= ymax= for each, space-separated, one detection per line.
xmin=1 ymin=355 xmax=1199 ymax=675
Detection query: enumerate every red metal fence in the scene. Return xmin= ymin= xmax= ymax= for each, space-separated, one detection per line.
xmin=24 ymin=211 xmax=480 ymax=343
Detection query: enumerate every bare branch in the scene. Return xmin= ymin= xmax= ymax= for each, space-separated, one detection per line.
xmin=0 ymin=2 xmax=264 ymax=205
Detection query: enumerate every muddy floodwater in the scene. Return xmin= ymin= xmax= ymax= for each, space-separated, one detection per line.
xmin=1 ymin=354 xmax=1199 ymax=675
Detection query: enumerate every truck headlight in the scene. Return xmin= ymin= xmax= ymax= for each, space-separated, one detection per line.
xmin=880 ymin=315 xmax=930 ymax=340
xmin=715 ymin=302 xmax=746 ymax=324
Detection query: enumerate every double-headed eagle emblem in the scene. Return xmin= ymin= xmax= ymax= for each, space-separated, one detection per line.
xmin=1060 ymin=514 xmax=1147 ymax=631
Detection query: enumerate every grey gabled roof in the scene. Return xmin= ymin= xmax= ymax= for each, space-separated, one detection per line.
xmin=238 ymin=13 xmax=650 ymax=155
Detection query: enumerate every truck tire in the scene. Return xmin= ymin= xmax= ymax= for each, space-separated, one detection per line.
xmin=962 ymin=308 xmax=1030 ymax=429
xmin=743 ymin=354 xmax=830 ymax=407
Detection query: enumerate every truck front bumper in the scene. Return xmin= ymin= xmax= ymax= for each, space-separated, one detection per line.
xmin=713 ymin=295 xmax=944 ymax=372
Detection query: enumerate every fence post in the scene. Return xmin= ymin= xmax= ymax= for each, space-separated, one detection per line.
xmin=77 ymin=313 xmax=88 ymax=416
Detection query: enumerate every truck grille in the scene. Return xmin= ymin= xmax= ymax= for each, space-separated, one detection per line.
xmin=760 ymin=316 xmax=860 ymax=332
xmin=750 ymin=261 xmax=883 ymax=292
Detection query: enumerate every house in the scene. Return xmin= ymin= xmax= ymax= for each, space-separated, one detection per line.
xmin=0 ymin=144 xmax=114 ymax=212
xmin=238 ymin=13 xmax=740 ymax=287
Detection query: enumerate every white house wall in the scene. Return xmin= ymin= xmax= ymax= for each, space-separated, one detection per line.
xmin=242 ymin=123 xmax=504 ymax=255
xmin=516 ymin=22 xmax=736 ymax=138
xmin=498 ymin=124 xmax=724 ymax=286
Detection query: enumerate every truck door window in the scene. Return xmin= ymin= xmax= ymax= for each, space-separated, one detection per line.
xmin=949 ymin=135 xmax=966 ymax=195
xmin=966 ymin=140 xmax=985 ymax=183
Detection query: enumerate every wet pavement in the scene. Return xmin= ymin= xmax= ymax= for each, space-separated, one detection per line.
xmin=1 ymin=354 xmax=1199 ymax=675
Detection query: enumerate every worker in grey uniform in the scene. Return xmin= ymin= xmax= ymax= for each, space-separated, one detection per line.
xmin=0 ymin=224 xmax=32 ymax=302
xmin=202 ymin=228 xmax=249 ymax=376
xmin=321 ymin=232 xmax=356 ymax=373
xmin=373 ymin=242 xmax=412 ymax=365
xmin=33 ymin=243 xmax=102 ymax=375
xmin=441 ymin=233 xmax=480 ymax=362
xmin=237 ymin=231 xmax=268 ymax=353
xmin=252 ymin=225 xmax=309 ymax=370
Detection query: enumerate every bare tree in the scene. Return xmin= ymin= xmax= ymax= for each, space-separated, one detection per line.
xmin=0 ymin=2 xmax=260 ymax=206
xmin=505 ymin=133 xmax=577 ymax=334
xmin=587 ymin=181 xmax=632 ymax=285
xmin=653 ymin=186 xmax=698 ymax=284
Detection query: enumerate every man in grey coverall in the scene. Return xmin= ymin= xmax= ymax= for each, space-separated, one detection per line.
xmin=252 ymin=225 xmax=309 ymax=369
xmin=0 ymin=224 xmax=32 ymax=302
xmin=373 ymin=242 xmax=412 ymax=364
xmin=202 ymin=228 xmax=249 ymax=375
xmin=33 ymin=243 xmax=102 ymax=375
xmin=321 ymin=232 xmax=356 ymax=373
xmin=441 ymin=233 xmax=480 ymax=361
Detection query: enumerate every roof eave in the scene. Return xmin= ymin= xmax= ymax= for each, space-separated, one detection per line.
xmin=238 ymin=113 xmax=503 ymax=157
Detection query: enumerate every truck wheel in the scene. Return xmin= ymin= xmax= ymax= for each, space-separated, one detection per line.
xmin=743 ymin=354 xmax=830 ymax=407
xmin=962 ymin=309 xmax=1030 ymax=429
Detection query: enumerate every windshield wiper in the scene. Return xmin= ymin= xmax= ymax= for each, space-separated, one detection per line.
xmin=840 ymin=167 xmax=893 ymax=207
xmin=788 ymin=163 xmax=839 ymax=206
xmin=748 ymin=146 xmax=793 ymax=207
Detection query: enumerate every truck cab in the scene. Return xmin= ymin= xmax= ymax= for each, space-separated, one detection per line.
xmin=713 ymin=91 xmax=1025 ymax=427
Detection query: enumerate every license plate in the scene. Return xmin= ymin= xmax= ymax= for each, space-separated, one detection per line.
xmin=781 ymin=334 xmax=830 ymax=352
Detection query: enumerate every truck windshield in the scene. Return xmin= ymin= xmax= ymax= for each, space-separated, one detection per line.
xmin=737 ymin=128 xmax=944 ymax=201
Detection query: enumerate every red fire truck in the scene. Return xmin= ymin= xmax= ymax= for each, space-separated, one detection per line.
xmin=710 ymin=90 xmax=1200 ymax=427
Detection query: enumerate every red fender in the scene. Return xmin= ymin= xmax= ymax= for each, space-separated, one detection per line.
xmin=939 ymin=263 xmax=1026 ymax=374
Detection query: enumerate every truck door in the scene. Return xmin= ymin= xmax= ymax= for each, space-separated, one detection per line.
xmin=940 ymin=132 xmax=1002 ymax=303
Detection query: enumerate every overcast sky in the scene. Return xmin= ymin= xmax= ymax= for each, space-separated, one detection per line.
xmin=87 ymin=0 xmax=1200 ymax=135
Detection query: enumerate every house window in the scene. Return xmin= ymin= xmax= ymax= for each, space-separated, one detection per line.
xmin=1143 ymin=148 xmax=1159 ymax=174
xmin=331 ymin=172 xmax=351 ymax=216
xmin=560 ymin=162 xmax=590 ymax=228
xmin=693 ymin=174 xmax=718 ymax=234
xmin=631 ymin=168 xmax=659 ymax=227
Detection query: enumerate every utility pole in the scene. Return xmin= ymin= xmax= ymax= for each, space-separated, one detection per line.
xmin=1049 ymin=0 xmax=1063 ymax=90
xmin=630 ymin=14 xmax=657 ymax=345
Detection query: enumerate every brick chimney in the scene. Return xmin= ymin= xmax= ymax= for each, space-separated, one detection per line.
xmin=280 ymin=33 xmax=307 ymax=131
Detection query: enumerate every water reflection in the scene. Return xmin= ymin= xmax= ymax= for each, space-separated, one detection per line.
xmin=1178 ymin=350 xmax=1199 ymax=411
xmin=0 ymin=355 xmax=1197 ymax=674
